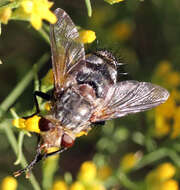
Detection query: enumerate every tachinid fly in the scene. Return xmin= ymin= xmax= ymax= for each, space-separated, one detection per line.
xmin=14 ymin=8 xmax=169 ymax=177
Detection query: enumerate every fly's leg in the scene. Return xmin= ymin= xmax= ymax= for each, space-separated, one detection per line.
xmin=23 ymin=91 xmax=51 ymax=119
xmin=13 ymin=147 xmax=67 ymax=178
xmin=92 ymin=121 xmax=106 ymax=126
xmin=13 ymin=142 xmax=44 ymax=178
xmin=45 ymin=147 xmax=68 ymax=158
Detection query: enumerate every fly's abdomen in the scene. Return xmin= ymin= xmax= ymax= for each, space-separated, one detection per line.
xmin=54 ymin=88 xmax=92 ymax=130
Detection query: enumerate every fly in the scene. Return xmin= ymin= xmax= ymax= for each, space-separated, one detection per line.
xmin=14 ymin=8 xmax=169 ymax=177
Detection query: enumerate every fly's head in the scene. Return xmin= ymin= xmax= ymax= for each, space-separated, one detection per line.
xmin=13 ymin=116 xmax=76 ymax=178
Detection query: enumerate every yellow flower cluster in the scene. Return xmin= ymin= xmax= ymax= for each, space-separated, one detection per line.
xmin=52 ymin=180 xmax=68 ymax=190
xmin=12 ymin=115 xmax=41 ymax=133
xmin=153 ymin=61 xmax=180 ymax=138
xmin=120 ymin=152 xmax=142 ymax=172
xmin=1 ymin=176 xmax=18 ymax=190
xmin=154 ymin=61 xmax=180 ymax=89
xmin=52 ymin=161 xmax=110 ymax=190
xmin=79 ymin=30 xmax=96 ymax=44
xmin=0 ymin=0 xmax=57 ymax=30
xmin=20 ymin=0 xmax=57 ymax=30
xmin=146 ymin=162 xmax=178 ymax=190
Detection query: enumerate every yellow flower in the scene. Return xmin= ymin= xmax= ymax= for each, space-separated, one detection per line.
xmin=155 ymin=61 xmax=171 ymax=77
xmin=12 ymin=115 xmax=41 ymax=133
xmin=120 ymin=152 xmax=141 ymax=172
xmin=1 ymin=176 xmax=18 ymax=190
xmin=78 ymin=161 xmax=97 ymax=183
xmin=154 ymin=114 xmax=170 ymax=137
xmin=146 ymin=164 xmax=177 ymax=190
xmin=88 ymin=183 xmax=106 ymax=190
xmin=171 ymin=107 xmax=180 ymax=138
xmin=155 ymin=95 xmax=175 ymax=119
xmin=70 ymin=181 xmax=85 ymax=190
xmin=104 ymin=0 xmax=124 ymax=5
xmin=154 ymin=90 xmax=180 ymax=138
xmin=166 ymin=72 xmax=180 ymax=88
xmin=52 ymin=180 xmax=68 ymax=190
xmin=97 ymin=165 xmax=112 ymax=180
xmin=160 ymin=179 xmax=179 ymax=190
xmin=79 ymin=30 xmax=96 ymax=44
xmin=156 ymin=163 xmax=176 ymax=181
xmin=0 ymin=7 xmax=12 ymax=24
xmin=112 ymin=21 xmax=132 ymax=41
xmin=12 ymin=118 xmax=26 ymax=129
xmin=171 ymin=90 xmax=180 ymax=102
xmin=21 ymin=0 xmax=57 ymax=30
xmin=24 ymin=115 xmax=41 ymax=133
xmin=22 ymin=0 xmax=33 ymax=13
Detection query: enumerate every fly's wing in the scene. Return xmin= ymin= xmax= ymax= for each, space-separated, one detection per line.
xmin=91 ymin=80 xmax=169 ymax=121
xmin=50 ymin=8 xmax=85 ymax=91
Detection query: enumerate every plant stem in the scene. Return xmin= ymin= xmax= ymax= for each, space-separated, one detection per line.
xmin=0 ymin=53 xmax=50 ymax=118
xmin=117 ymin=172 xmax=138 ymax=190
xmin=0 ymin=1 xmax=20 ymax=9
xmin=85 ymin=0 xmax=92 ymax=17
xmin=38 ymin=28 xmax=50 ymax=44
xmin=133 ymin=148 xmax=167 ymax=170
xmin=2 ymin=121 xmax=41 ymax=190
xmin=14 ymin=131 xmax=25 ymax=165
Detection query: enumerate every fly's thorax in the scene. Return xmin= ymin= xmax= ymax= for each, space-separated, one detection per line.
xmin=53 ymin=87 xmax=93 ymax=130
xmin=86 ymin=51 xmax=117 ymax=84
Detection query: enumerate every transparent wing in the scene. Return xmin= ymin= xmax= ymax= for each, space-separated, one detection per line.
xmin=91 ymin=80 xmax=169 ymax=121
xmin=50 ymin=8 xmax=85 ymax=91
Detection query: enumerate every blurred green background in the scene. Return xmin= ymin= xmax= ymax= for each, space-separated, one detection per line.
xmin=0 ymin=0 xmax=180 ymax=190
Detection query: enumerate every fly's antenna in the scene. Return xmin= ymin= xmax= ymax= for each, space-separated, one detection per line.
xmin=13 ymin=147 xmax=67 ymax=178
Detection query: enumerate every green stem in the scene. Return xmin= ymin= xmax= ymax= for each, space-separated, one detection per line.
xmin=133 ymin=148 xmax=168 ymax=170
xmin=85 ymin=0 xmax=92 ymax=17
xmin=43 ymin=23 xmax=50 ymax=33
xmin=168 ymin=150 xmax=180 ymax=167
xmin=117 ymin=172 xmax=138 ymax=190
xmin=33 ymin=64 xmax=40 ymax=92
xmin=38 ymin=28 xmax=50 ymax=44
xmin=133 ymin=148 xmax=180 ymax=170
xmin=0 ymin=1 xmax=20 ymax=9
xmin=0 ymin=0 xmax=9 ymax=7
xmin=0 ymin=53 xmax=50 ymax=118
xmin=2 ymin=121 xmax=41 ymax=190
xmin=14 ymin=131 xmax=24 ymax=165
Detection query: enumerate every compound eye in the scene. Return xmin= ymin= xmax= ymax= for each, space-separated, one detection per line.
xmin=38 ymin=117 xmax=53 ymax=132
xmin=61 ymin=134 xmax=74 ymax=148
